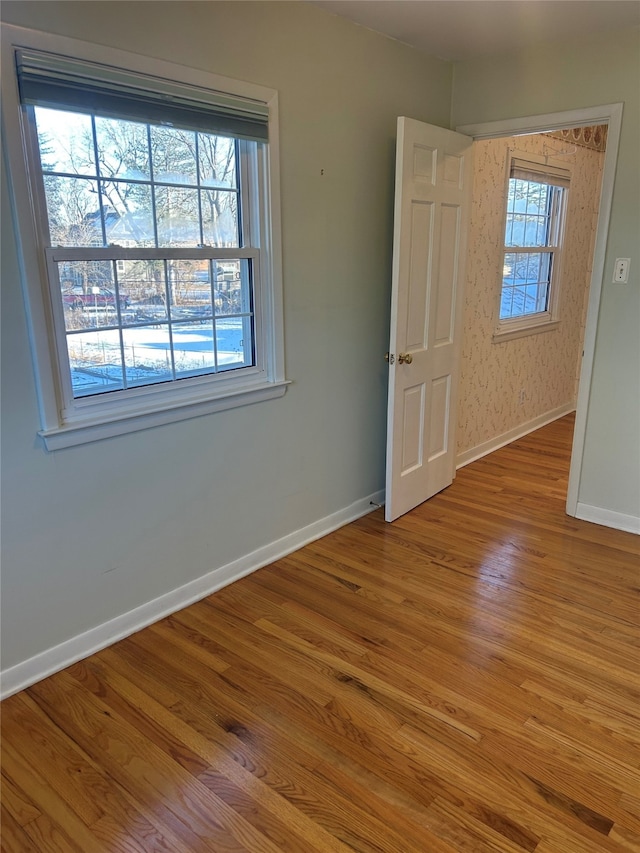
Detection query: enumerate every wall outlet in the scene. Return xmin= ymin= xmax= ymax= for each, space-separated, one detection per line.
xmin=613 ymin=258 xmax=630 ymax=284
xmin=518 ymin=388 xmax=526 ymax=405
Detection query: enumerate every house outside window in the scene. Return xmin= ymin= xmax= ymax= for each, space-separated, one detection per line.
xmin=1 ymin=27 xmax=286 ymax=449
xmin=495 ymin=152 xmax=570 ymax=341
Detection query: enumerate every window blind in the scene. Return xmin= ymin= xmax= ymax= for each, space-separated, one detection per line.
xmin=16 ymin=48 xmax=269 ymax=142
xmin=510 ymin=157 xmax=570 ymax=189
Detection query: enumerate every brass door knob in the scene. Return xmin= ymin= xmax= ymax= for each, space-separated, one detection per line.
xmin=398 ymin=352 xmax=413 ymax=364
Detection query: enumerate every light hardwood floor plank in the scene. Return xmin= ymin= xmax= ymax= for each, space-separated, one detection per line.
xmin=2 ymin=415 xmax=639 ymax=851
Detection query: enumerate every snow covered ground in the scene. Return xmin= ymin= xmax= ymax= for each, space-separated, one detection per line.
xmin=68 ymin=318 xmax=249 ymax=397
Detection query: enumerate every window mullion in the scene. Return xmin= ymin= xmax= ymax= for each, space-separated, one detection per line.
xmin=211 ymin=259 xmax=219 ymax=372
xmin=209 ymin=260 xmax=220 ymax=373
xmin=111 ymin=259 xmax=128 ymax=389
xmin=118 ymin=319 xmax=128 ymax=390
xmin=90 ymin=115 xmax=108 ymax=247
xmin=195 ymin=133 xmax=205 ymax=247
xmin=163 ymin=259 xmax=177 ymax=380
xmin=147 ymin=124 xmax=160 ymax=248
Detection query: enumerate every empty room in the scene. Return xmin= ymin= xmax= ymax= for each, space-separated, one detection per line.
xmin=1 ymin=2 xmax=639 ymax=851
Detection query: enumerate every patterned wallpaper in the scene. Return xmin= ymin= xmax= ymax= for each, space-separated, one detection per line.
xmin=456 ymin=132 xmax=604 ymax=456
xmin=547 ymin=125 xmax=608 ymax=152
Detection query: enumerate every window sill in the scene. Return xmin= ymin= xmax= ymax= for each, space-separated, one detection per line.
xmin=492 ymin=319 xmax=560 ymax=344
xmin=39 ymin=380 xmax=290 ymax=451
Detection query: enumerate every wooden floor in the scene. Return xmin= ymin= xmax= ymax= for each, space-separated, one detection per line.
xmin=2 ymin=414 xmax=639 ymax=852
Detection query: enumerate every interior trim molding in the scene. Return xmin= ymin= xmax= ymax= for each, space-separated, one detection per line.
xmin=0 ymin=488 xmax=384 ymax=700
xmin=575 ymin=503 xmax=640 ymax=535
xmin=456 ymin=403 xmax=575 ymax=470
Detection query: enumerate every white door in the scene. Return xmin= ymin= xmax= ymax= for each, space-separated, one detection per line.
xmin=385 ymin=117 xmax=473 ymax=522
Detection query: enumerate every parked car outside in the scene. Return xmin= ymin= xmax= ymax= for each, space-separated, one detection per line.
xmin=62 ymin=287 xmax=130 ymax=311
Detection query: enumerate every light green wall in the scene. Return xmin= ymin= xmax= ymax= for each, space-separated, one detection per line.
xmin=0 ymin=2 xmax=451 ymax=670
xmin=452 ymin=27 xmax=640 ymax=519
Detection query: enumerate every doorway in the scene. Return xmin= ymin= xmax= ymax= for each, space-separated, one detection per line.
xmin=456 ymin=104 xmax=623 ymax=518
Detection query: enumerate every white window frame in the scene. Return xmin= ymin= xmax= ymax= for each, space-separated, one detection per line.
xmin=493 ymin=150 xmax=570 ymax=343
xmin=1 ymin=25 xmax=287 ymax=450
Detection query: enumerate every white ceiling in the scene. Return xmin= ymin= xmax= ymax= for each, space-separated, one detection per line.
xmin=309 ymin=1 xmax=640 ymax=61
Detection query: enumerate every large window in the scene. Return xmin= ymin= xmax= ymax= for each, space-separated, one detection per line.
xmin=496 ymin=154 xmax=569 ymax=340
xmin=2 ymin=28 xmax=286 ymax=448
xmin=40 ymin=109 xmax=255 ymax=398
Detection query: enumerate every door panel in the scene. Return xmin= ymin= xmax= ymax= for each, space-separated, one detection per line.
xmin=435 ymin=204 xmax=460 ymax=344
xmin=401 ymin=383 xmax=425 ymax=474
xmin=429 ymin=374 xmax=450 ymax=460
xmin=406 ymin=202 xmax=433 ymax=348
xmin=385 ymin=118 xmax=472 ymax=522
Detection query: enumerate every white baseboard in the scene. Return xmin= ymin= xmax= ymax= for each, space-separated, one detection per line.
xmin=0 ymin=489 xmax=385 ymax=700
xmin=456 ymin=403 xmax=575 ymax=470
xmin=575 ymin=503 xmax=640 ymax=535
